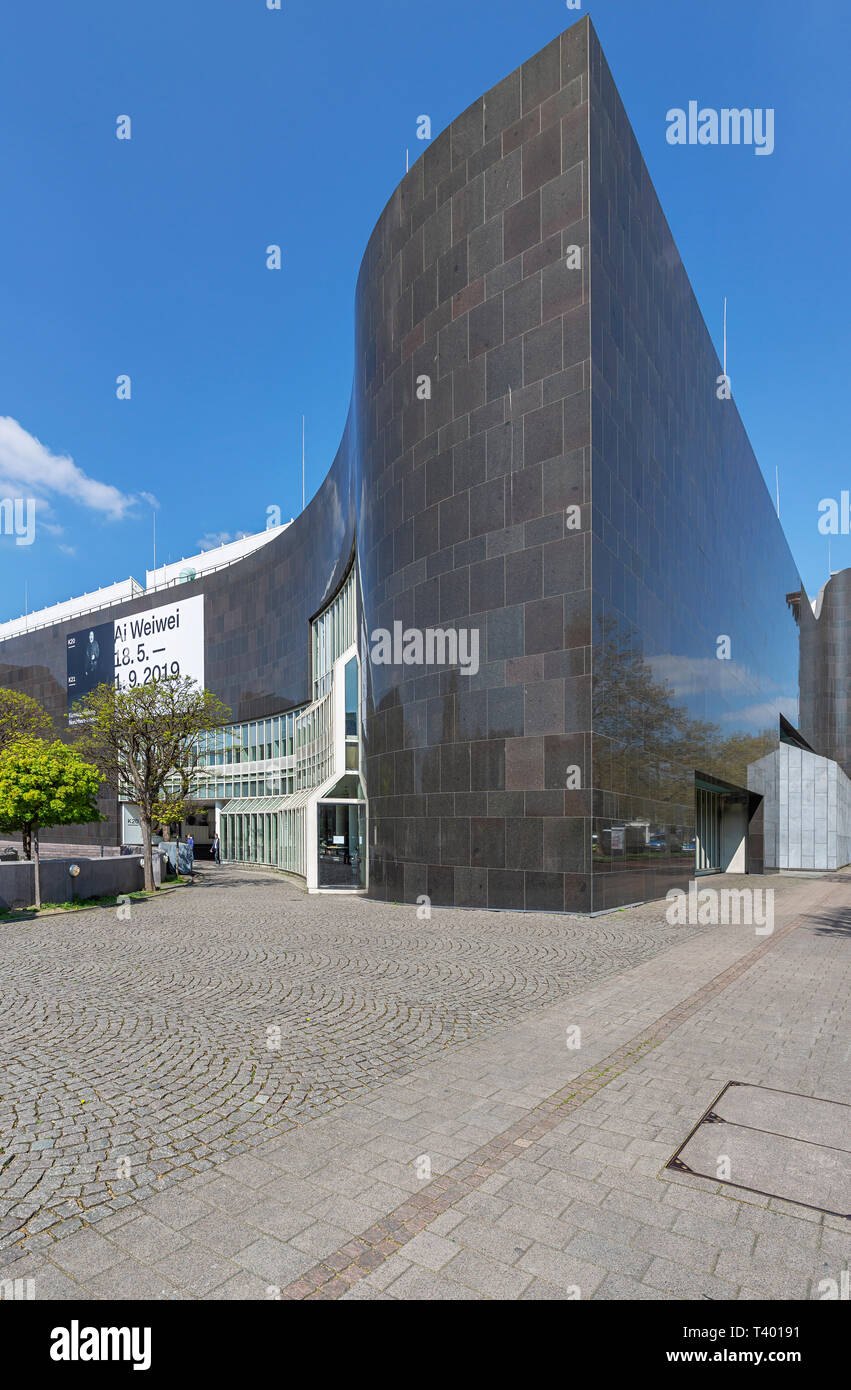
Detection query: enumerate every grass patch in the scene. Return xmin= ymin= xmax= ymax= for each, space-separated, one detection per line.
xmin=0 ymin=877 xmax=191 ymax=922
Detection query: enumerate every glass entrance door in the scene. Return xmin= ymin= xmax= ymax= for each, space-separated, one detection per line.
xmin=696 ymin=787 xmax=722 ymax=872
xmin=317 ymin=802 xmax=365 ymax=887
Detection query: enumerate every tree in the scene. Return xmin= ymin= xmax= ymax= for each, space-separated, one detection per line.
xmin=592 ymin=613 xmax=780 ymax=814
xmin=72 ymin=676 xmax=231 ymax=891
xmin=0 ymin=691 xmax=55 ymax=857
xmin=0 ymin=689 xmax=53 ymax=753
xmin=0 ymin=738 xmax=103 ymax=908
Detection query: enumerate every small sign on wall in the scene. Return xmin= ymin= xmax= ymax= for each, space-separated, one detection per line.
xmin=122 ymin=803 xmax=143 ymax=845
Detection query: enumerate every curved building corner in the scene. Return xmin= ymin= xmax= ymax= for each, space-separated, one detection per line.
xmin=4 ymin=16 xmax=845 ymax=906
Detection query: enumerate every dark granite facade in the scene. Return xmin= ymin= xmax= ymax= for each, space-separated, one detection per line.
xmin=0 ymin=18 xmax=807 ymax=907
xmin=586 ymin=28 xmax=803 ymax=908
xmin=0 ymin=444 xmax=357 ymax=848
xmin=798 ymin=570 xmax=851 ymax=780
xmin=359 ymin=22 xmax=592 ymax=913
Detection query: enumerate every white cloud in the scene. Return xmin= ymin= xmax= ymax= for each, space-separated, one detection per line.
xmin=718 ymin=697 xmax=799 ymax=726
xmin=196 ymin=530 xmax=249 ymax=551
xmin=32 ymin=500 xmax=64 ymax=535
xmin=0 ymin=417 xmax=135 ymax=521
xmin=647 ymin=652 xmax=764 ymax=699
xmin=643 ymin=653 xmax=797 ymax=730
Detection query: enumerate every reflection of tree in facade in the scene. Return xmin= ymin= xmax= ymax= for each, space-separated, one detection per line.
xmin=592 ymin=616 xmax=776 ymax=806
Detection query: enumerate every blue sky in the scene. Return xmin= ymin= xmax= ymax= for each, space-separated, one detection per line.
xmin=0 ymin=0 xmax=848 ymax=619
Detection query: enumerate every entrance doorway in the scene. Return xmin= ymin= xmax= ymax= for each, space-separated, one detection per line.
xmin=317 ymin=801 xmax=365 ymax=888
xmin=695 ymin=774 xmax=755 ymax=875
xmin=696 ymin=786 xmax=722 ymax=872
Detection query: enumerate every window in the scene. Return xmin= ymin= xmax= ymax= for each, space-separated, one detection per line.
xmin=345 ymin=657 xmax=358 ymax=738
xmin=312 ymin=566 xmax=356 ymax=700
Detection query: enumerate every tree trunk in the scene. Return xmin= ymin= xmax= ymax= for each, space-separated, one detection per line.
xmin=22 ymin=825 xmax=31 ymax=860
xmin=140 ymin=815 xmax=155 ymax=893
xmin=32 ymin=820 xmax=41 ymax=910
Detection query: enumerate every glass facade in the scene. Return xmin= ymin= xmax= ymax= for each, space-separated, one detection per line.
xmin=317 ymin=797 xmax=366 ymax=888
xmin=219 ymin=565 xmax=361 ymax=885
xmin=190 ymin=712 xmax=301 ymax=800
xmin=312 ymin=568 xmax=356 ymax=701
xmin=294 ymin=693 xmax=334 ymax=791
xmin=220 ymin=792 xmax=311 ymax=877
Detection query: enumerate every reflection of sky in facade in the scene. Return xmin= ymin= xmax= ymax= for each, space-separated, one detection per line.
xmin=590 ymin=24 xmax=803 ymax=832
xmin=645 ymin=654 xmax=799 ymax=734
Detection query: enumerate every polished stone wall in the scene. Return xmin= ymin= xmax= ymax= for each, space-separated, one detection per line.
xmin=357 ymin=22 xmax=593 ymax=912
xmin=0 ymin=449 xmax=356 ymax=848
xmin=1 ymin=24 xmax=596 ymax=899
xmin=587 ymin=26 xmax=803 ymax=908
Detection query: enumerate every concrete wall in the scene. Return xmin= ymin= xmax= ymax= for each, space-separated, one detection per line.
xmin=749 ymin=752 xmax=779 ymax=869
xmin=747 ymin=744 xmax=851 ymax=871
xmin=0 ymin=854 xmax=161 ymax=911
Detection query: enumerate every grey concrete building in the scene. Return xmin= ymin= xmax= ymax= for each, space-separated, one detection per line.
xmin=749 ymin=736 xmax=851 ymax=872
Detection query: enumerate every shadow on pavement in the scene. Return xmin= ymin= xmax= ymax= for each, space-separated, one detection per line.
xmin=801 ymin=906 xmax=851 ymax=937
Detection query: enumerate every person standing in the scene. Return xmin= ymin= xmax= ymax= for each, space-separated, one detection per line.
xmin=212 ymin=831 xmax=221 ymax=865
xmin=84 ymin=629 xmax=100 ymax=676
xmin=186 ymin=833 xmax=194 ymax=868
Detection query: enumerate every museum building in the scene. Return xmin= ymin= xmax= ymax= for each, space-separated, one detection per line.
xmin=1 ymin=17 xmax=849 ymax=908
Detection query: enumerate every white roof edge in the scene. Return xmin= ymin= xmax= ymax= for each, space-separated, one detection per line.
xmin=0 ymin=521 xmax=295 ymax=644
xmin=0 ymin=577 xmax=145 ymax=644
xmin=144 ymin=523 xmax=292 ymax=590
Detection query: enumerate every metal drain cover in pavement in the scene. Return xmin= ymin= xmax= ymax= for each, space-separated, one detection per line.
xmin=667 ymin=1081 xmax=851 ymax=1218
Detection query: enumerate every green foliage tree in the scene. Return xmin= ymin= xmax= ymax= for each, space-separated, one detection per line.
xmin=0 ymin=689 xmax=56 ymax=856
xmin=72 ymin=676 xmax=231 ymax=890
xmin=0 ymin=738 xmax=104 ymax=908
xmin=0 ymin=689 xmax=53 ymax=753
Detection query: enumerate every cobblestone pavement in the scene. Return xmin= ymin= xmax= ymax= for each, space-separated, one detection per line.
xmin=0 ymin=865 xmax=711 ymax=1258
xmin=1 ymin=868 xmax=848 ymax=1299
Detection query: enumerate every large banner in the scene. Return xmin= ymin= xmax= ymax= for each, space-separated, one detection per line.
xmin=67 ymin=594 xmax=204 ymax=715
